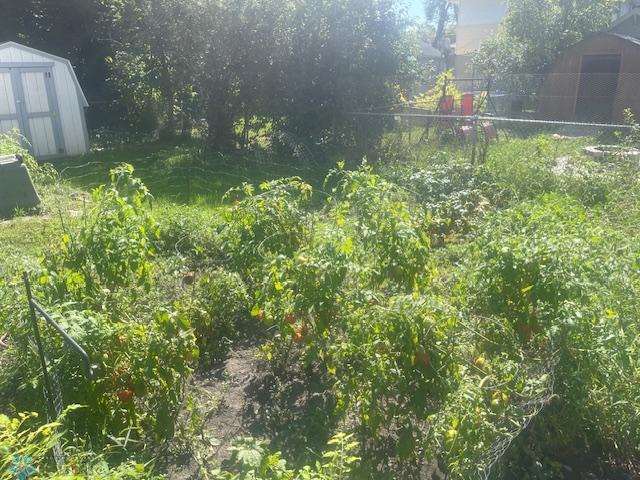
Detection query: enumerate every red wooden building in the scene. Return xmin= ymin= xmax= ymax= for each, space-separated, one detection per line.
xmin=539 ymin=33 xmax=640 ymax=123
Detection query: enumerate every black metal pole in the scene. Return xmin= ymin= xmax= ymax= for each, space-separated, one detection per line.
xmin=23 ymin=272 xmax=55 ymax=419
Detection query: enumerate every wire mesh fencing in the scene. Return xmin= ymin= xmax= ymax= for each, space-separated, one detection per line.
xmin=351 ymin=108 xmax=637 ymax=166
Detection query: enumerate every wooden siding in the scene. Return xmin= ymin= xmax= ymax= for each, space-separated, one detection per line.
xmin=540 ymin=34 xmax=640 ymax=122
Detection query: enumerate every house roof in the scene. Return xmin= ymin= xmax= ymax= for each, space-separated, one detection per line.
xmin=0 ymin=41 xmax=89 ymax=107
xmin=611 ymin=6 xmax=640 ymax=30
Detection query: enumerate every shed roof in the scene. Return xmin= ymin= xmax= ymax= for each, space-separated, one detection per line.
xmin=0 ymin=41 xmax=89 ymax=107
xmin=556 ymin=32 xmax=640 ymax=56
xmin=608 ymin=32 xmax=640 ymax=46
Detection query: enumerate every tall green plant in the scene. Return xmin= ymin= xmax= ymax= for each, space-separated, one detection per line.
xmin=41 ymin=164 xmax=159 ymax=306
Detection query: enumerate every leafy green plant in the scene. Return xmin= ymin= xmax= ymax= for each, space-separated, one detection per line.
xmin=0 ymin=408 xmax=158 ymax=480
xmin=325 ymin=163 xmax=432 ymax=291
xmin=254 ymin=237 xmax=349 ymax=358
xmin=182 ymin=269 xmax=250 ymax=362
xmin=220 ymin=178 xmax=313 ymax=273
xmin=328 ymin=295 xmax=458 ymax=443
xmin=40 ymin=164 xmax=159 ymax=306
xmin=6 ymin=307 xmax=198 ymax=445
xmin=212 ymin=433 xmax=359 ymax=480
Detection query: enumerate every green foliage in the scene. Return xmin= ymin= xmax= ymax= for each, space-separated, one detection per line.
xmin=213 ymin=433 xmax=360 ymax=480
xmin=329 ymin=296 xmax=458 ymax=441
xmin=7 ymin=307 xmax=197 ymax=444
xmin=412 ymin=70 xmax=461 ymax=111
xmin=468 ymin=194 xmax=604 ymax=335
xmin=40 ymin=164 xmax=159 ymax=306
xmin=0 ymin=409 xmax=159 ymax=479
xmin=0 ymin=130 xmax=58 ymax=186
xmin=326 ymin=163 xmax=432 ymax=290
xmin=158 ymin=207 xmax=224 ymax=264
xmin=8 ymin=129 xmax=640 ymax=479
xmin=460 ymin=193 xmax=640 ymax=474
xmin=220 ymin=178 xmax=312 ymax=272
xmin=620 ymin=108 xmax=640 ymax=148
xmin=184 ymin=269 xmax=250 ymax=361
xmin=388 ymin=161 xmax=498 ymax=242
xmin=255 ymin=236 xmax=349 ymax=351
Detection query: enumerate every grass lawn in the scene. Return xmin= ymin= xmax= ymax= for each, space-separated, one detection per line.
xmin=56 ymin=141 xmax=331 ymax=207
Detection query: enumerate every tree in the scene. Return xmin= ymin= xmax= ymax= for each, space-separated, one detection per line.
xmin=423 ymin=0 xmax=457 ymax=51
xmin=195 ymin=0 xmax=288 ymax=151
xmin=278 ymin=0 xmax=416 ymax=156
xmin=101 ymin=0 xmax=201 ymax=138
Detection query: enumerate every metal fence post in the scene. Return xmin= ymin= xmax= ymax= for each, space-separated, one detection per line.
xmin=23 ymin=272 xmax=56 ymax=420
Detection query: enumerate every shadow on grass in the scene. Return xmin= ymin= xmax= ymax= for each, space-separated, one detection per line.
xmin=54 ymin=140 xmax=332 ymax=207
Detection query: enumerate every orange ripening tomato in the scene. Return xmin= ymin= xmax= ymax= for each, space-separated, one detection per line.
xmin=294 ymin=325 xmax=306 ymax=344
xmin=285 ymin=313 xmax=296 ymax=325
xmin=117 ymin=389 xmax=134 ymax=402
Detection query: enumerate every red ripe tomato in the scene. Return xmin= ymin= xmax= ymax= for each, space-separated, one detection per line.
xmin=117 ymin=389 xmax=134 ymax=402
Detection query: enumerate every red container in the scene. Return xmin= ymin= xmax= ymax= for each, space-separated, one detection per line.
xmin=461 ymin=93 xmax=474 ymax=116
xmin=439 ymin=95 xmax=455 ymax=114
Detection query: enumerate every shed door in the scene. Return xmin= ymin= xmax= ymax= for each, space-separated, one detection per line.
xmin=0 ymin=66 xmax=65 ymax=158
xmin=0 ymin=70 xmax=21 ymax=137
xmin=575 ymin=54 xmax=621 ymax=122
xmin=17 ymin=69 xmax=65 ymax=157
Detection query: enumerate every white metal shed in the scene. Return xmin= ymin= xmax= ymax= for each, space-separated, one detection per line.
xmin=0 ymin=41 xmax=89 ymax=159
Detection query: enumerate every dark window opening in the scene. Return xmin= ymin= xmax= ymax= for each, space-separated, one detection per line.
xmin=575 ymin=54 xmax=621 ymax=122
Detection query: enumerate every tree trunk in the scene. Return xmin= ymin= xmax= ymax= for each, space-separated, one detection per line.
xmin=433 ymin=1 xmax=450 ymax=50
xmin=206 ymin=100 xmax=235 ymax=153
xmin=160 ymin=91 xmax=176 ymax=140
